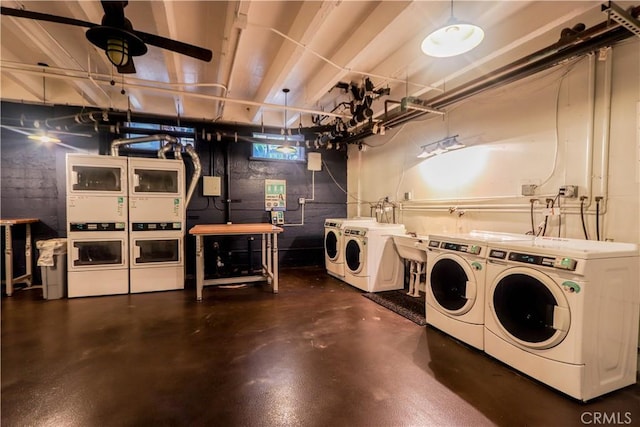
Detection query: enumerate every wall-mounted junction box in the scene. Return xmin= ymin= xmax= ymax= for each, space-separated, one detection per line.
xmin=521 ymin=184 xmax=537 ymax=196
xmin=559 ymin=185 xmax=578 ymax=198
xmin=203 ymin=176 xmax=222 ymax=196
xmin=307 ymin=152 xmax=322 ymax=171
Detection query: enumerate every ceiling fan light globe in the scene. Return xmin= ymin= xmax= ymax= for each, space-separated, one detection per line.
xmin=421 ymin=21 xmax=484 ymax=58
xmin=106 ymin=38 xmax=129 ymax=66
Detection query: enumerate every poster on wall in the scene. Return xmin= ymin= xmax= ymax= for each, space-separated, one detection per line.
xmin=265 ymin=179 xmax=286 ymax=211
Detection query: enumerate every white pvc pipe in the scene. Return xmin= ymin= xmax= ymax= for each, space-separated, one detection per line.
xmin=1 ymin=61 xmax=351 ymax=120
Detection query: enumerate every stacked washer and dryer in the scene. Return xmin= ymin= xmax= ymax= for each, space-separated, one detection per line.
xmin=66 ymin=154 xmax=130 ymax=297
xmin=128 ymin=158 xmax=185 ymax=293
xmin=483 ymin=236 xmax=639 ymax=401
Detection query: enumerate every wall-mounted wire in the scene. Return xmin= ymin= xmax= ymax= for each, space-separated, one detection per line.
xmin=579 ymin=196 xmax=589 ymax=239
xmin=595 ymin=196 xmax=603 ymax=240
xmin=529 ymin=198 xmax=537 ymax=235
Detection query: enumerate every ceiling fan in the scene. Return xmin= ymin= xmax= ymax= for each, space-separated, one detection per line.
xmin=1 ymin=1 xmax=213 ymax=74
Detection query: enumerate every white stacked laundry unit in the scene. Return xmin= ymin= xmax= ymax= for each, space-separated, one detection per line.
xmin=66 ymin=154 xmax=129 ymax=297
xmin=128 ymin=157 xmax=185 ymax=293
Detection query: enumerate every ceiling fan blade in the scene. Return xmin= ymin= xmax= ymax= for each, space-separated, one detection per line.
xmin=134 ymin=30 xmax=213 ymax=62
xmin=117 ymin=58 xmax=137 ymax=74
xmin=0 ymin=6 xmax=97 ymax=28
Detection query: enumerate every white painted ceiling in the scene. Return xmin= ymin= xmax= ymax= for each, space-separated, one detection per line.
xmin=0 ymin=1 xmax=634 ymax=129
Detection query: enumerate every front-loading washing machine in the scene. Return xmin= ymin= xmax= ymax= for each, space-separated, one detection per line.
xmin=343 ymin=223 xmax=406 ymax=292
xmin=484 ymin=237 xmax=639 ymax=401
xmin=324 ymin=217 xmax=376 ymax=279
xmin=425 ymin=231 xmax=533 ymax=350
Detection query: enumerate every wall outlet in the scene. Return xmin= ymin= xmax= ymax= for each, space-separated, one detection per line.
xmin=559 ymin=185 xmax=578 ymax=198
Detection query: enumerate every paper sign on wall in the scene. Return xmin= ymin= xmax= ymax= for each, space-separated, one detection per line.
xmin=265 ymin=179 xmax=286 ymax=211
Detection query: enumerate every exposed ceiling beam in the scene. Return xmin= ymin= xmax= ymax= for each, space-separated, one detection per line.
xmin=248 ymin=1 xmax=340 ymax=124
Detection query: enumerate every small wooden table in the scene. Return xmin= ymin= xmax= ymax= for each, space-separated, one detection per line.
xmin=189 ymin=223 xmax=284 ymax=301
xmin=1 ymin=218 xmax=39 ymax=296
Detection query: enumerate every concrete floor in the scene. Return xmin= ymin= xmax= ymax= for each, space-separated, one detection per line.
xmin=2 ymin=266 xmax=639 ymax=426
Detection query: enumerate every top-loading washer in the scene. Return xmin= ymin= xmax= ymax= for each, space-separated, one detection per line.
xmin=343 ymin=223 xmax=406 ymax=292
xmin=425 ymin=231 xmax=533 ymax=350
xmin=484 ymin=236 xmax=639 ymax=401
xmin=324 ymin=217 xmax=376 ymax=279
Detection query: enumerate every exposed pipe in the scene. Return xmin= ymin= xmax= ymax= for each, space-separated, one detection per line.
xmin=584 ymin=53 xmax=597 ymax=209
xmin=0 ymin=60 xmax=352 ymax=120
xmin=110 ymin=134 xmax=178 ymax=156
xmin=598 ymin=47 xmax=613 ymax=210
xmin=340 ymin=11 xmax=638 ymax=144
xmin=224 ymin=141 xmax=231 ymax=222
xmin=183 ymin=144 xmax=201 ymax=208
xmin=157 ymin=141 xmax=176 ymax=159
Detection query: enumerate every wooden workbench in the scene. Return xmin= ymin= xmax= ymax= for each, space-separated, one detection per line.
xmin=189 ymin=223 xmax=284 ymax=301
xmin=1 ymin=218 xmax=39 ymax=296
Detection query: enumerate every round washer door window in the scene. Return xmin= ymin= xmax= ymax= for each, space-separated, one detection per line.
xmin=325 ymin=230 xmax=339 ymax=260
xmin=490 ymin=268 xmax=570 ymax=349
xmin=345 ymin=239 xmax=363 ymax=274
xmin=429 ymin=255 xmax=476 ymax=314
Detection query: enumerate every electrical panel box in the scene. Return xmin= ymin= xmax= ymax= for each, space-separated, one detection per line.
xmin=307 ymin=152 xmax=322 ymax=171
xmin=202 ymin=176 xmax=222 ymax=196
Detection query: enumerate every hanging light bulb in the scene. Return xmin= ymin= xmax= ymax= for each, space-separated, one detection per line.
xmin=276 ymin=88 xmax=297 ymax=154
xmin=421 ymin=0 xmax=484 ymax=58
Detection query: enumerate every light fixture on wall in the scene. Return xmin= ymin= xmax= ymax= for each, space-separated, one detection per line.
xmin=417 ymin=134 xmax=464 ymax=159
xmin=421 ymin=0 xmax=484 ymax=58
xmin=276 ymin=88 xmax=298 ymax=154
xmin=28 ymin=133 xmax=61 ymax=143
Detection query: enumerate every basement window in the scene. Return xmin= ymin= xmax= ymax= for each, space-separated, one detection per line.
xmin=250 ymin=143 xmax=305 ymax=162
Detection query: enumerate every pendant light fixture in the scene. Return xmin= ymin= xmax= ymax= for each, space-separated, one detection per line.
xmin=421 ymin=0 xmax=484 ymax=58
xmin=276 ymin=88 xmax=297 ymax=154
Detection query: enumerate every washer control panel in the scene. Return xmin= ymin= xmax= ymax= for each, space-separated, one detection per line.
xmin=488 ymin=249 xmax=577 ymax=271
xmin=429 ymin=240 xmax=481 ymax=255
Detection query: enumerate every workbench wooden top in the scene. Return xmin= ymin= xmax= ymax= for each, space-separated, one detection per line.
xmin=0 ymin=218 xmax=40 ymax=225
xmin=189 ymin=223 xmax=284 ymax=236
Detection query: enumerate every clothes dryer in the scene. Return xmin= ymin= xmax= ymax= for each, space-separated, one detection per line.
xmin=66 ymin=154 xmax=129 ymax=297
xmin=324 ymin=217 xmax=376 ymax=279
xmin=343 ymin=223 xmax=406 ymax=292
xmin=128 ymin=158 xmax=185 ymax=293
xmin=484 ymin=237 xmax=639 ymax=401
xmin=425 ymin=231 xmax=533 ymax=350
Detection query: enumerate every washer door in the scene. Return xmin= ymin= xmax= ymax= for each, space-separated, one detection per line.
xmin=345 ymin=238 xmax=365 ymax=274
xmin=489 ymin=267 xmax=570 ymax=350
xmin=325 ymin=229 xmax=340 ymax=261
xmin=429 ymin=253 xmax=478 ymax=315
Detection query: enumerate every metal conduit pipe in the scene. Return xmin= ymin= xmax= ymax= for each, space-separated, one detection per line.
xmin=111 ymin=134 xmax=178 ymax=156
xmin=341 ymin=10 xmax=639 ymax=144
xmin=183 ymin=144 xmax=201 ymax=207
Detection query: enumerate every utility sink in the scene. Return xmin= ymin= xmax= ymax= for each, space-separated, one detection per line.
xmin=392 ymin=233 xmax=429 ymax=263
